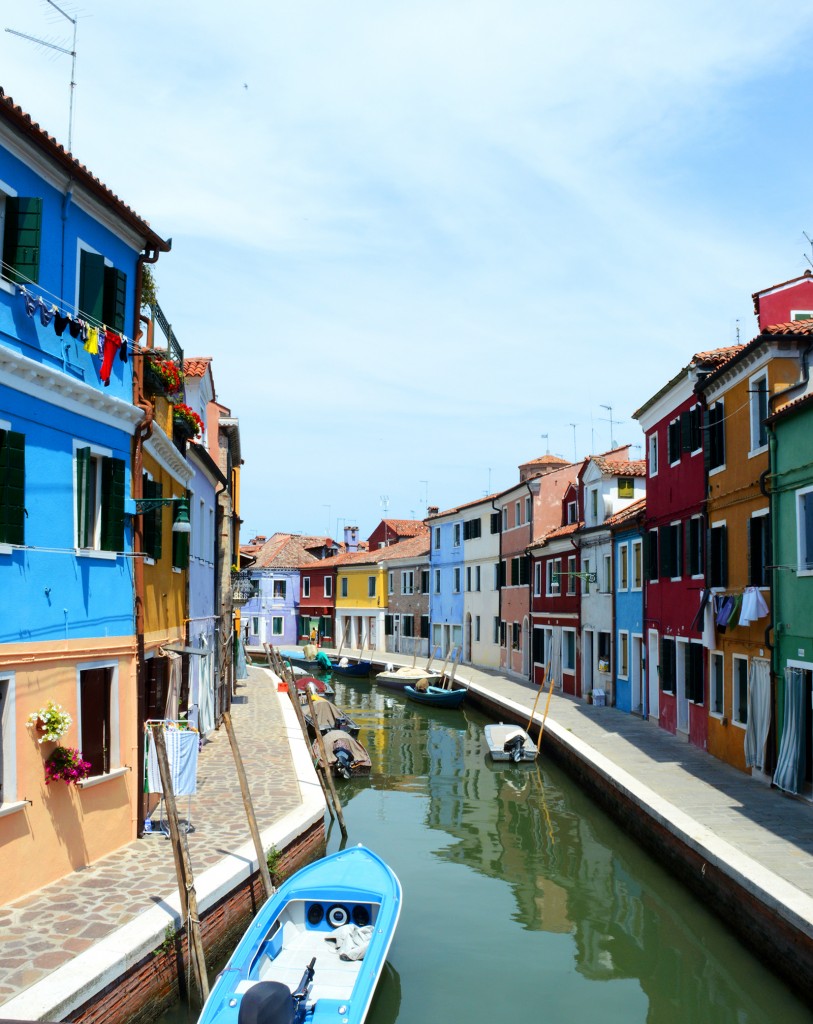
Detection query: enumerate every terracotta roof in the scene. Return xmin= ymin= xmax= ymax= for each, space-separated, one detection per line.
xmin=376 ymin=519 xmax=427 ymax=537
xmin=183 ymin=357 xmax=212 ymax=378
xmin=589 ymin=457 xmax=646 ymax=477
xmin=692 ymin=346 xmax=744 ymax=366
xmin=633 ymin=348 xmax=745 ymax=420
xmin=766 ymin=390 xmax=813 ymax=424
xmin=427 ymin=492 xmax=503 ymax=519
xmin=0 ymin=89 xmax=169 ymax=251
xmin=606 ymin=497 xmax=647 ymax=528
xmin=698 ymin=322 xmax=813 ymax=390
xmin=544 ymin=521 xmax=582 ymax=540
xmin=376 ymin=532 xmax=430 ymax=562
xmin=252 ymin=533 xmax=319 ymax=569
xmin=521 ymin=454 xmax=571 ymax=467
xmin=762 ymin=319 xmax=813 ymax=336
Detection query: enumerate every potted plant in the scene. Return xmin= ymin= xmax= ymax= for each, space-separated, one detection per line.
xmin=144 ymin=351 xmax=184 ymax=399
xmin=27 ymin=701 xmax=72 ymax=744
xmin=44 ymin=746 xmax=92 ymax=785
xmin=172 ymin=403 xmax=204 ymax=440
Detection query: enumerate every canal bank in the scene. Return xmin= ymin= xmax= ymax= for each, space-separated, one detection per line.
xmin=2 ymin=652 xmax=813 ymax=1020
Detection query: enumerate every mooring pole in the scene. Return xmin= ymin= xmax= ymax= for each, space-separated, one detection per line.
xmin=305 ymin=686 xmax=348 ymax=839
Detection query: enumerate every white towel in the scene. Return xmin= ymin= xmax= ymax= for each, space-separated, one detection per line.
xmin=146 ymin=728 xmax=199 ymax=795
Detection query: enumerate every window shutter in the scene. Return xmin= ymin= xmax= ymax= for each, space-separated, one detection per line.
xmin=142 ymin=477 xmax=163 ymax=560
xmin=0 ymin=429 xmax=26 ymax=545
xmin=385 ymin=614 xmax=393 ymax=635
xmin=103 ymin=266 xmax=127 ymax=333
xmin=78 ymin=250 xmax=105 ymax=323
xmin=719 ymin=525 xmax=728 ymax=587
xmin=101 ymin=456 xmax=125 ymax=552
xmin=659 ymin=524 xmax=671 ymax=578
xmin=490 ymin=512 xmax=501 ymax=534
xmin=420 ymin=615 xmax=429 ymax=639
xmin=2 ymin=197 xmax=42 ymax=284
xmin=805 ymin=497 xmax=813 ymax=569
xmin=76 ymin=446 xmax=92 ymax=547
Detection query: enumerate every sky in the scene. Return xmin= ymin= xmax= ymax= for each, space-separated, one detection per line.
xmin=4 ymin=1 xmax=813 ymax=541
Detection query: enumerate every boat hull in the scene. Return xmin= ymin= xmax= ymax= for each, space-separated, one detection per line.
xmin=198 ymin=846 xmax=401 ymax=1024
xmin=484 ymin=723 xmax=538 ymax=762
xmin=329 ymin=660 xmax=372 ymax=678
xmin=374 ymin=669 xmax=442 ymax=691
xmin=404 ymin=685 xmax=466 ymax=709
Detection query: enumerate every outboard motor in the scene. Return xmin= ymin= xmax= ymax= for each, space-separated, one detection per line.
xmin=238 ymin=981 xmax=295 ymax=1024
xmin=503 ymin=730 xmax=526 ymax=763
xmin=334 ymin=745 xmax=354 ymax=779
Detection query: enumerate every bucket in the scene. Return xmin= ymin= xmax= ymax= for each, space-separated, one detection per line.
xmin=277 ymin=682 xmax=288 ymax=693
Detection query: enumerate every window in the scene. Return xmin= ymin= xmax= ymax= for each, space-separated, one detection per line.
xmin=710 ymin=652 xmax=724 ymax=716
xmin=661 ymin=637 xmax=676 ymax=692
xmin=688 ymin=405 xmax=702 ymax=453
xmin=273 ymin=579 xmax=287 ymax=599
xmin=340 ymin=577 xmax=348 ymax=598
xmin=618 ymin=478 xmax=634 ymax=499
xmin=76 ymin=446 xmax=125 ymax=553
xmin=475 ymin=615 xmax=481 ymax=642
xmin=453 ymin=567 xmax=461 ymax=593
xmin=748 ymin=512 xmax=770 ymax=587
xmin=368 ymin=576 xmax=376 ymax=597
xmin=453 ymin=522 xmax=461 ymax=546
xmin=498 ymin=560 xmax=507 ymax=588
xmin=493 ymin=617 xmax=500 ymax=644
xmin=463 ymin=517 xmax=482 ymax=540
xmin=525 ymin=496 xmax=532 ymax=524
xmin=500 ymin=620 xmax=507 ymax=647
xmin=749 ymin=371 xmax=769 ymax=452
xmin=686 ymin=516 xmax=704 ymax=578
xmin=466 ymin=566 xmax=472 ymax=592
xmin=140 ymin=474 xmax=163 ymax=561
xmin=567 ymin=500 xmax=577 ymax=524
xmin=511 ymin=556 xmax=520 ymax=586
xmin=434 ymin=569 xmax=441 ymax=594
xmin=77 ymin=247 xmax=127 ymax=333
xmin=668 ymin=418 xmax=681 ymax=464
xmin=791 ymin=309 xmax=813 ymax=320
xmin=515 ymin=501 xmax=521 ymax=526
xmin=171 ymin=503 xmax=189 ymax=570
xmin=646 ymin=529 xmax=659 ymax=583
xmin=797 ymin=487 xmax=813 ymax=573
xmin=534 ymin=561 xmax=542 ymax=597
xmin=546 ymin=558 xmax=561 ymax=596
xmin=706 ymin=401 xmax=725 ymax=472
xmin=251 ymin=616 xmax=259 ymax=635
xmin=659 ymin=522 xmax=681 ymax=580
xmin=388 ymin=572 xmax=394 ymax=595
xmin=685 ymin=641 xmax=704 ymax=704
xmin=563 ymin=629 xmax=576 ymax=673
xmin=566 ymin=555 xmax=577 ymax=595
xmin=0 ymin=427 xmax=25 ymax=546
xmin=618 ymin=631 xmax=629 ymax=679
xmin=402 ymin=615 xmax=414 ymax=637
xmin=384 ymin=614 xmax=393 ymax=635
xmin=733 ymin=656 xmax=749 ymax=726
xmin=420 ymin=615 xmax=430 ymax=639
xmin=1 ymin=191 xmax=42 ymax=284
xmin=502 ymin=506 xmax=508 ymax=530
xmin=0 ymin=675 xmax=15 ymax=805
xmin=475 ymin=565 xmax=481 ymax=591
xmin=618 ymin=543 xmax=629 ymax=590
xmin=512 ymin=622 xmax=520 ymax=650
xmin=80 ymin=665 xmax=114 ymax=777
xmin=433 ymin=527 xmax=441 ymax=549
xmin=402 ymin=570 xmax=414 ymax=595
xmin=709 ymin=523 xmax=728 ymax=588
xmin=324 ymin=576 xmax=333 ymax=598
xmin=271 ymin=616 xmax=283 ymax=635
xmin=631 ymin=540 xmax=643 ymax=590
xmin=421 ymin=569 xmax=430 ymax=594
xmin=589 ymin=488 xmax=599 ymax=524
xmin=490 ymin=512 xmax=501 ymax=534
xmin=583 ymin=558 xmax=591 ymax=594
xmin=648 ymin=433 xmax=658 ymax=477
xmin=603 ymin=553 xmax=612 ymax=592
xmin=302 ymin=577 xmax=311 ymax=599
xmin=598 ymin=631 xmax=611 ymax=673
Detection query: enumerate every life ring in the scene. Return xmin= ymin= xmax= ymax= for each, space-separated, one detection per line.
xmin=327 ymin=904 xmax=350 ymax=928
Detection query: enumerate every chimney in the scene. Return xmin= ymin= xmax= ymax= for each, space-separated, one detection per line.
xmin=344 ymin=525 xmax=359 ymax=552
xmin=427 ymin=506 xmax=439 ymax=516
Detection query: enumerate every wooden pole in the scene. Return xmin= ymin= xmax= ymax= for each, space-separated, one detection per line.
xmin=222 ymin=710 xmax=274 ymax=899
xmin=306 ymin=686 xmax=348 ymax=838
xmin=152 ymin=728 xmax=209 ymax=1000
xmin=526 ymin=662 xmax=549 ymax=733
xmin=536 ymin=670 xmax=557 ymax=753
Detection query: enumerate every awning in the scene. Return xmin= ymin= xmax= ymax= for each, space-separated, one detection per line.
xmin=161 ymin=643 xmax=209 ymax=656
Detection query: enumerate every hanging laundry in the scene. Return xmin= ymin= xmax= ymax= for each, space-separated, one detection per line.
xmin=716 ymin=595 xmax=735 ymax=628
xmin=68 ymin=318 xmax=82 ymax=339
xmin=53 ymin=311 xmax=71 ymax=337
xmin=119 ymin=336 xmax=128 ymax=362
xmin=19 ymin=286 xmax=37 ymax=317
xmin=84 ymin=325 xmax=99 ymax=355
xmin=728 ymin=593 xmax=743 ymax=629
xmin=100 ymin=328 xmax=122 ymax=385
xmin=38 ymin=299 xmax=55 ymax=327
xmin=701 ymin=591 xmax=716 ymax=649
xmin=740 ymin=587 xmax=769 ymax=625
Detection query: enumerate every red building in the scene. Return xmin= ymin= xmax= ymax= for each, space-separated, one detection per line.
xmin=752 ymin=269 xmax=813 ymax=331
xmin=633 ymin=348 xmax=740 ymax=747
xmin=367 ymin=518 xmax=425 ymax=550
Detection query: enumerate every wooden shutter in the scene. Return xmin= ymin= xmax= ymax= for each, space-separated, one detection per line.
xmin=420 ymin=615 xmax=429 ymax=639
xmin=384 ymin=614 xmax=393 ymax=635
xmin=490 ymin=512 xmax=501 ymax=534
xmin=78 ymin=250 xmax=105 ymax=323
xmin=101 ymin=456 xmax=125 ymax=552
xmin=0 ymin=429 xmax=25 ymax=545
xmin=76 ymin=446 xmax=92 ymax=547
xmin=2 ymin=196 xmax=42 ymax=284
xmin=103 ymin=266 xmax=127 ymax=333
xmin=172 ymin=529 xmax=189 ymax=570
xmin=659 ymin=524 xmax=671 ymax=579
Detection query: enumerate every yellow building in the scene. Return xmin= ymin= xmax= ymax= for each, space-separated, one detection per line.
xmin=335 ymin=551 xmax=389 ymax=650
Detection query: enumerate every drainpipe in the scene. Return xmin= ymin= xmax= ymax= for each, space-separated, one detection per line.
xmin=490 ymin=497 xmax=504 ymax=667
xmin=525 ymin=477 xmax=541 ymax=680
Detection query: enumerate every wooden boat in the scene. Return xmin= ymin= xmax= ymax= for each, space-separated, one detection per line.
xmin=328 ymin=656 xmax=372 ymax=678
xmin=304 ymin=698 xmax=361 ymax=739
xmin=294 ymin=676 xmax=335 ymax=698
xmin=197 ymin=845 xmax=402 ymax=1024
xmin=313 ymin=730 xmax=372 ymax=778
xmin=484 ymin=723 xmax=538 ymax=762
xmin=374 ymin=666 xmax=443 ymax=690
xmin=404 ymin=684 xmax=466 ymax=709
xmin=281 ymin=645 xmax=333 ymax=672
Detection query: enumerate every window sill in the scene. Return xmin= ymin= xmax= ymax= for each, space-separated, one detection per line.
xmin=77 ymin=765 xmax=131 ymax=789
xmin=0 ymin=278 xmax=16 ymax=297
xmin=748 ymin=444 xmax=769 ymax=460
xmin=0 ymin=543 xmax=11 ymax=557
xmin=732 ymin=720 xmax=747 ymax=731
xmin=76 ymin=548 xmax=118 ymax=561
xmin=709 ymin=464 xmax=726 ymax=477
xmin=0 ymin=799 xmax=30 ymax=819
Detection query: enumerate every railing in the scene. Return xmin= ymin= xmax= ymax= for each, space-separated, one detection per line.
xmin=149 ymin=301 xmax=184 ymax=366
xmin=231 ymin=570 xmax=258 ymax=606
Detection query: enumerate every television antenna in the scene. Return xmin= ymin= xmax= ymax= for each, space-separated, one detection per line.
xmin=804 ymin=232 xmax=813 ymax=270
xmin=540 ymin=433 xmax=550 ymax=455
xmin=569 ymin=423 xmax=578 ymax=462
xmin=6 ymin=0 xmax=78 ymax=153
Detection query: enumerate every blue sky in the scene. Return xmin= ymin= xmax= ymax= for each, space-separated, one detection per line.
xmin=4 ymin=1 xmax=813 ymax=540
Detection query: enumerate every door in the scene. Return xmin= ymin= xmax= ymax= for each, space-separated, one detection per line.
xmin=648 ymin=629 xmax=660 ymax=721
xmin=631 ymin=635 xmax=643 ymax=715
xmin=582 ymin=630 xmax=594 ymax=698
xmin=393 ymin=614 xmax=401 ymax=654
xmin=676 ymin=639 xmax=689 ymax=734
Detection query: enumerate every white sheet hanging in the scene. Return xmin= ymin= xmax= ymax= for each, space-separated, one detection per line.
xmin=198 ymin=647 xmax=215 ymax=737
xmin=146 ymin=726 xmax=199 ymax=795
xmin=744 ymin=658 xmax=771 ymax=771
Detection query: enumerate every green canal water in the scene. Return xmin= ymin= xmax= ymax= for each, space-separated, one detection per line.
xmin=164 ymin=676 xmax=813 ymax=1024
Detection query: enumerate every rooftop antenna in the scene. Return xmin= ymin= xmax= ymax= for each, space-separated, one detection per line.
xmin=804 ymin=231 xmax=813 ymax=270
xmin=599 ymin=404 xmax=617 ymax=449
xmin=540 ymin=433 xmax=550 ymax=455
xmin=569 ymin=423 xmax=578 ymax=462
xmin=380 ymin=494 xmax=389 ymax=515
xmin=6 ymin=0 xmax=78 ymax=154
xmin=420 ymin=480 xmax=428 ymax=510
xmin=322 ymin=504 xmax=331 ymax=537
xmin=735 ymin=318 xmax=740 ymax=344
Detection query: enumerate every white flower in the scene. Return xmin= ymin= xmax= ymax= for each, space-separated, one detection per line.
xmin=27 ymin=701 xmax=72 ymax=744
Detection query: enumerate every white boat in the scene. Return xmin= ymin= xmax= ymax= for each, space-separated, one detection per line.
xmin=484 ymin=723 xmax=538 ymax=762
xmin=374 ymin=665 xmax=443 ymax=691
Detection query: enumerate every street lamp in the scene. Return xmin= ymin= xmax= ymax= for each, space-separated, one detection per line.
xmin=134 ymin=496 xmax=191 ymax=534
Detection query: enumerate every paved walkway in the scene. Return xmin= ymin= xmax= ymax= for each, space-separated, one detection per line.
xmin=3 ymin=649 xmax=813 ymax=1017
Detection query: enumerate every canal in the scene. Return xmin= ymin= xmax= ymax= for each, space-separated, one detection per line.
xmin=165 ymin=676 xmax=813 ymax=1024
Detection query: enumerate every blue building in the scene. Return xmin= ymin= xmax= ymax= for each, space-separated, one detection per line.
xmin=0 ymin=88 xmax=170 ymax=899
xmin=242 ymin=533 xmax=316 ymax=649
xmin=427 ymin=506 xmax=465 ymax=657
xmin=609 ymin=499 xmax=646 ymax=714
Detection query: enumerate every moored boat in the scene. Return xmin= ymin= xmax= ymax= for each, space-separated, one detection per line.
xmin=404 ymin=684 xmax=466 ymax=709
xmin=484 ymin=723 xmax=538 ymax=762
xmin=304 ymin=697 xmax=361 ymax=739
xmin=328 ymin=656 xmax=372 ymax=678
xmin=313 ymin=730 xmax=372 ymax=778
xmin=374 ymin=665 xmax=443 ymax=691
xmin=197 ymin=845 xmax=402 ymax=1024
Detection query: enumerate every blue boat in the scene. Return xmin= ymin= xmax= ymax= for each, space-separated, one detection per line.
xmin=404 ymin=684 xmax=466 ymax=709
xmin=328 ymin=657 xmax=372 ymax=678
xmin=198 ymin=846 xmax=402 ymax=1024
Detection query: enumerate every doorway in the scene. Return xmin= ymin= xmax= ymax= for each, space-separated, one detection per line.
xmin=648 ymin=630 xmax=660 ymax=721
xmin=631 ymin=634 xmax=643 ymax=715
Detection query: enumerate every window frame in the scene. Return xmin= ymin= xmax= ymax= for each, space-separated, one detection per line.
xmin=272 ymin=579 xmax=287 ymax=600
xmin=75 ymin=440 xmax=123 ymax=560
xmin=748 ymin=369 xmax=769 ymax=455
xmin=709 ymin=651 xmax=724 ymax=718
xmin=302 ymin=576 xmax=311 ymax=599
xmin=648 ymin=432 xmax=658 ymax=478
xmin=271 ymin=616 xmax=284 ymax=636
xmin=401 ymin=570 xmax=414 ymax=595
xmin=76 ymin=660 xmax=119 ymax=781
xmin=324 ymin=575 xmax=333 ymax=598
xmin=368 ymin=575 xmax=377 ymax=598
xmin=562 ymin=628 xmax=576 ymax=674
xmin=631 ymin=540 xmax=643 ymax=591
xmin=617 ymin=630 xmax=629 ymax=679
xmin=797 ymin=485 xmax=813 ymax=576
xmin=732 ymin=654 xmax=749 ymax=728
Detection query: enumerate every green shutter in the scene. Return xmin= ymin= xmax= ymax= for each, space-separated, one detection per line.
xmin=76 ymin=446 xmax=92 ymax=547
xmin=2 ymin=197 xmax=42 ymax=284
xmin=78 ymin=250 xmax=105 ymax=323
xmin=0 ymin=429 xmax=26 ymax=544
xmin=101 ymin=457 xmax=125 ymax=551
xmin=103 ymin=266 xmax=127 ymax=333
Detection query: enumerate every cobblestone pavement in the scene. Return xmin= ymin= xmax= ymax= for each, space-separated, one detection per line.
xmin=0 ymin=665 xmax=300 ymax=1002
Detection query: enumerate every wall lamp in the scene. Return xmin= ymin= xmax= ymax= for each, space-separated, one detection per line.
xmin=133 ymin=496 xmax=191 ymax=534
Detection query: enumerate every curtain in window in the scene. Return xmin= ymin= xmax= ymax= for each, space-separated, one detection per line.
xmin=163 ymin=651 xmax=183 ymax=720
xmin=744 ymin=658 xmax=771 ymax=770
xmin=773 ymin=667 xmax=806 ymax=793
